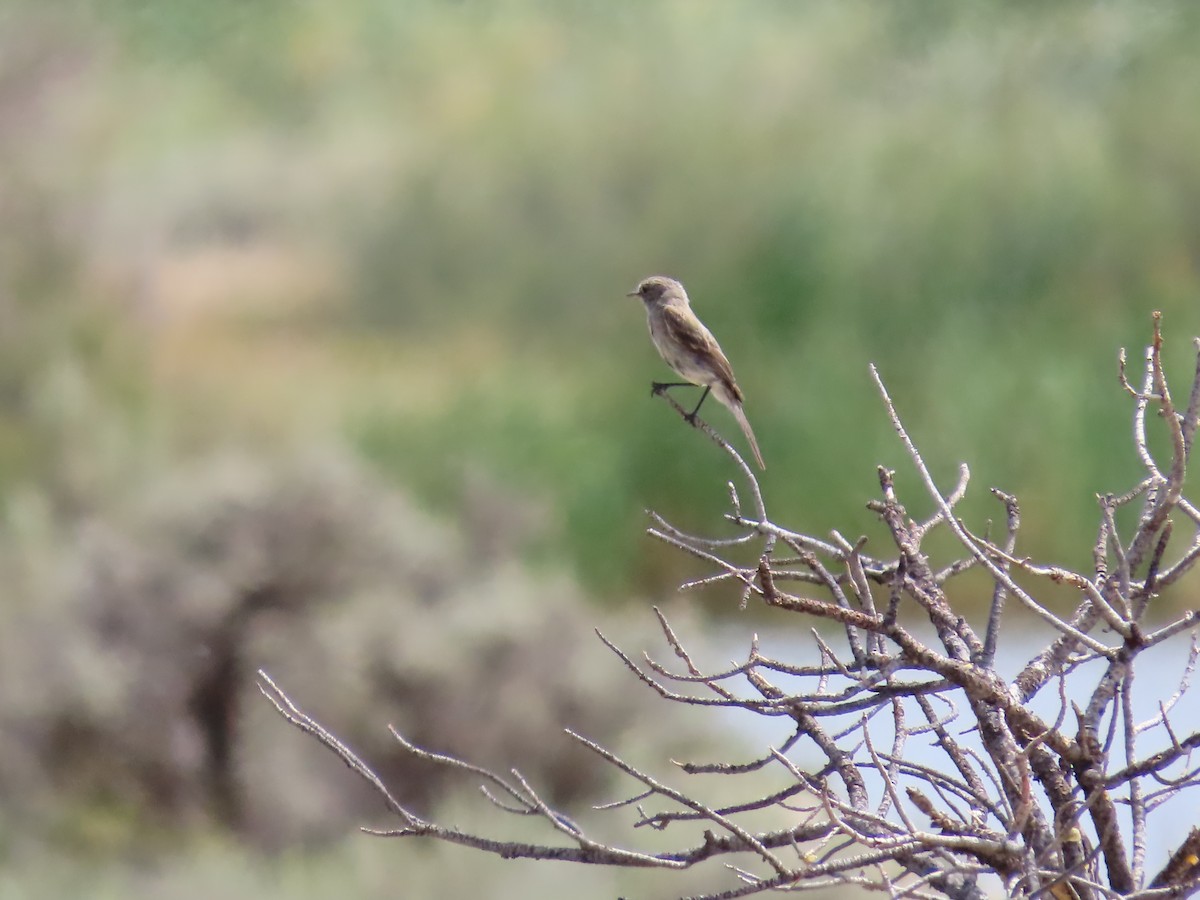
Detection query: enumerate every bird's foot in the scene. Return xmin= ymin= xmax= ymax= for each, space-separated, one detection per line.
xmin=683 ymin=412 xmax=699 ymax=427
xmin=650 ymin=382 xmax=670 ymax=397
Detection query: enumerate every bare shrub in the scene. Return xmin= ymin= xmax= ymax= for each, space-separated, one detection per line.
xmin=263 ymin=316 xmax=1200 ymax=898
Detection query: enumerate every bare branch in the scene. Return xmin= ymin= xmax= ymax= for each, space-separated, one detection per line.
xmin=257 ymin=316 xmax=1200 ymax=900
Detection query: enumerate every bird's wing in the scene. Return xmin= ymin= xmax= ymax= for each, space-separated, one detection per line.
xmin=660 ymin=305 xmax=743 ymax=401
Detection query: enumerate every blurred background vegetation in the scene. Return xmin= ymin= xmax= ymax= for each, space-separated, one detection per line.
xmin=3 ymin=0 xmax=1200 ymax=897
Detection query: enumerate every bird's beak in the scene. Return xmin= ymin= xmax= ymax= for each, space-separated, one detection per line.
xmin=625 ymin=289 xmax=639 ymax=297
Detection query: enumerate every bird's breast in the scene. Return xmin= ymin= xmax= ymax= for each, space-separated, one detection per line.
xmin=647 ymin=313 xmax=713 ymax=386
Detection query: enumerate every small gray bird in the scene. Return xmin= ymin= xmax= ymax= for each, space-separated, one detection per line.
xmin=627 ymin=275 xmax=766 ymax=470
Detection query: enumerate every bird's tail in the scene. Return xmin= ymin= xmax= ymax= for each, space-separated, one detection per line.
xmin=729 ymin=402 xmax=766 ymax=471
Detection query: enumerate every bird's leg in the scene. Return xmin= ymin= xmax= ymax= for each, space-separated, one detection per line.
xmin=683 ymin=386 xmax=711 ymax=426
xmin=650 ymin=381 xmax=692 ymax=397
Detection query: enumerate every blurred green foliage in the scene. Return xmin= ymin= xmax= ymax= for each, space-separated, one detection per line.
xmin=6 ymin=0 xmax=1200 ymax=596
xmin=4 ymin=1 xmax=1200 ymax=895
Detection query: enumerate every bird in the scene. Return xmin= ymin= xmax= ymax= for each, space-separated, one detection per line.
xmin=626 ymin=275 xmax=765 ymax=470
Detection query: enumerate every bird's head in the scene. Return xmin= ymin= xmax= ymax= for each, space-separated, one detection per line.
xmin=626 ymin=275 xmax=686 ymax=305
